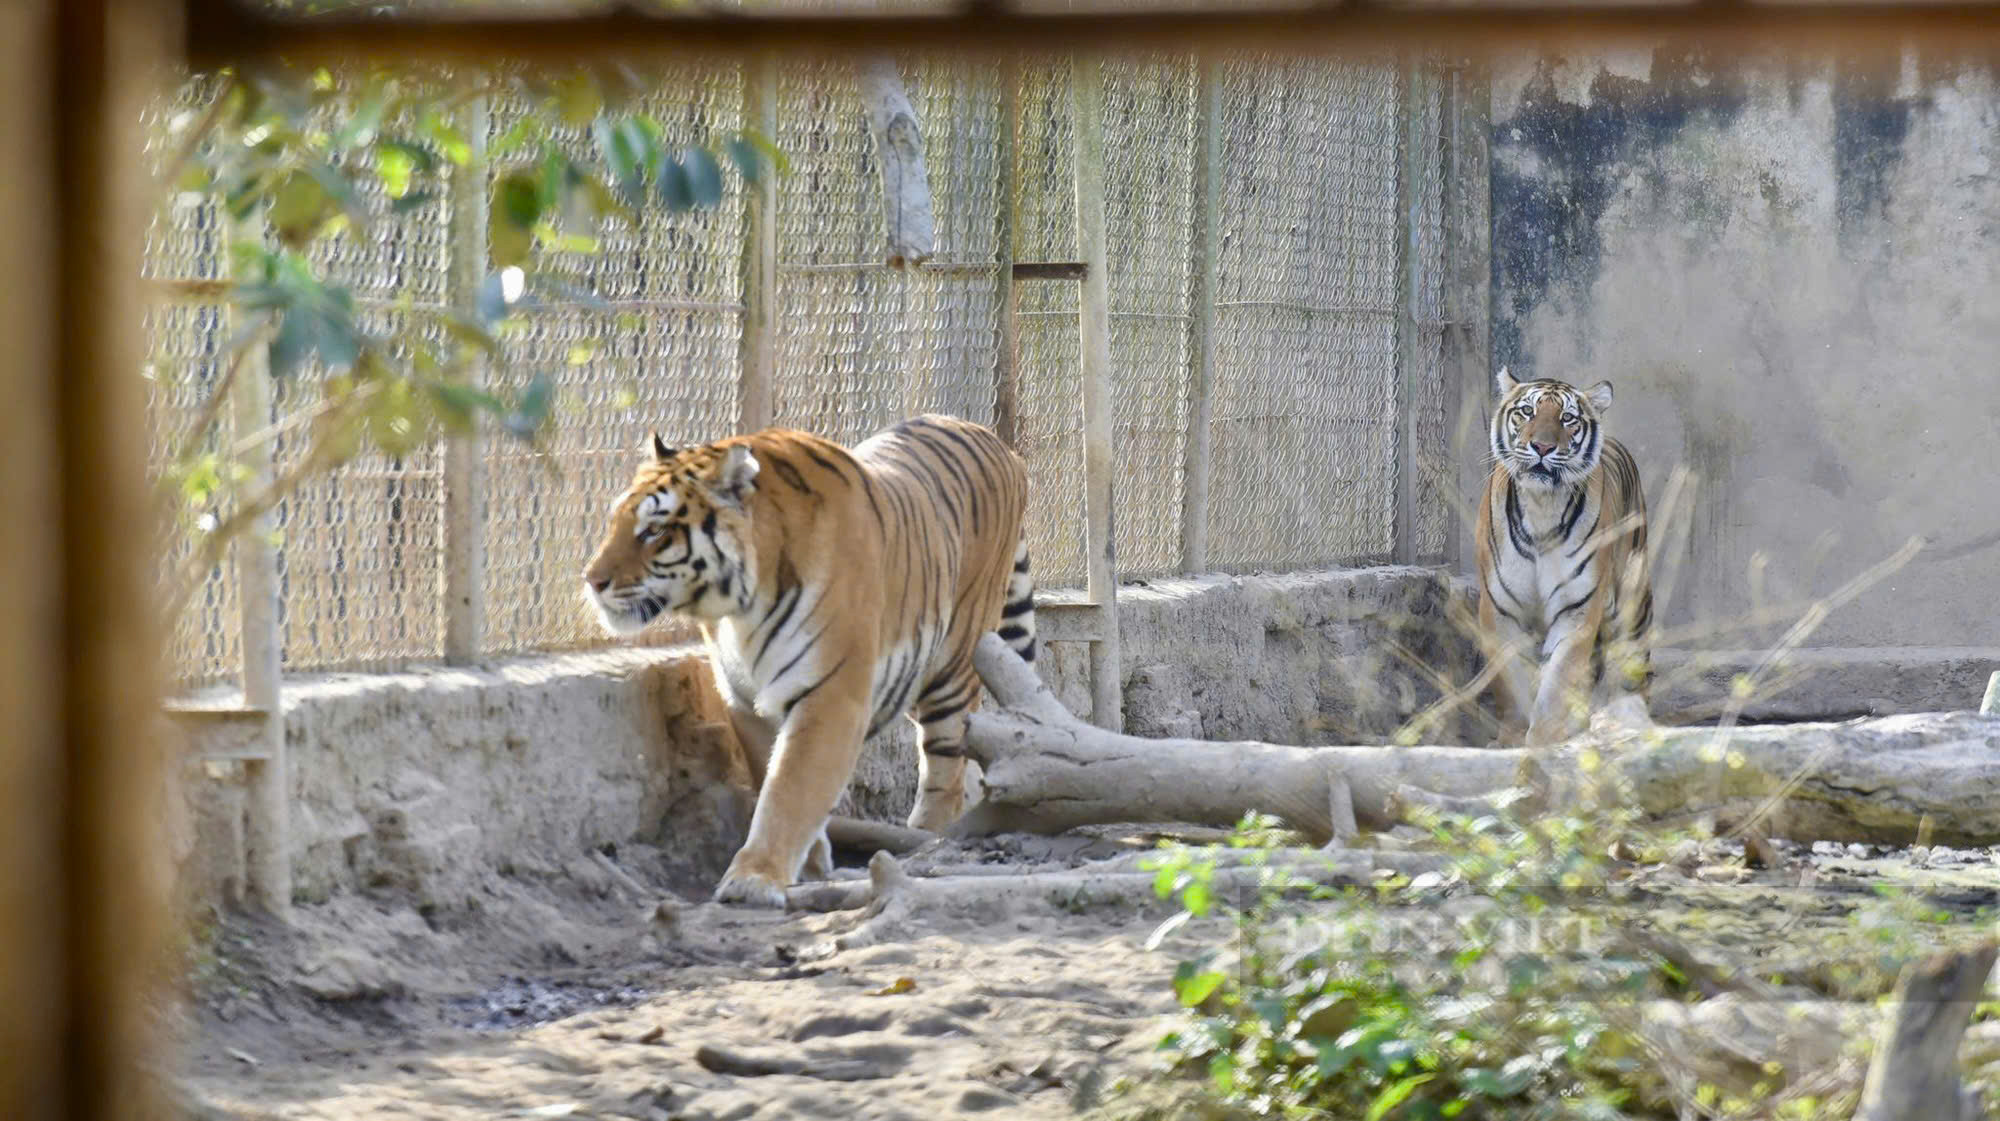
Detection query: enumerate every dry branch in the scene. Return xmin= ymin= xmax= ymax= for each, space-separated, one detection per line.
xmin=1855 ymin=941 xmax=1997 ymax=1121
xmin=959 ymin=634 xmax=2000 ymax=847
xmin=857 ymin=57 xmax=933 ymax=268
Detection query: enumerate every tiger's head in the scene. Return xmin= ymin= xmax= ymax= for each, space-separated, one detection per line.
xmin=1490 ymin=367 xmax=1614 ymax=491
xmin=582 ymin=433 xmax=761 ymax=635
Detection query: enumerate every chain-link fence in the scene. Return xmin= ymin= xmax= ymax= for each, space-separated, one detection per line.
xmin=143 ymin=55 xmax=1468 ymax=692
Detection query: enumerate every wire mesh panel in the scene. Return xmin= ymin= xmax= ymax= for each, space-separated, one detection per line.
xmin=1206 ymin=56 xmax=1403 ymax=572
xmin=139 ymin=56 xmax=1466 ymax=689
xmin=1406 ymin=65 xmax=1454 ymax=563
xmin=268 ymin=150 xmax=452 ymax=674
xmin=141 ymin=87 xmax=239 ymax=689
xmin=1010 ymin=58 xmax=1088 ymax=589
xmin=770 ymin=60 xmax=1003 ymax=448
xmin=1103 ymin=56 xmax=1198 ymax=578
xmin=482 ymin=71 xmax=747 ymax=657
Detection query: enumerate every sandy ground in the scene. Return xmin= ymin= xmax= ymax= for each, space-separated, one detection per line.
xmin=172 ymin=829 xmax=2000 ymax=1121
xmin=173 ymin=831 xmax=1219 ymax=1121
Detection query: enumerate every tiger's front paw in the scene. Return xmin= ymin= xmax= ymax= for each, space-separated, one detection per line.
xmin=713 ymin=857 xmax=788 ymax=909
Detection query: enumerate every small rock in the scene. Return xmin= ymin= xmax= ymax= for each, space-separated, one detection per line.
xmin=956 ymin=1086 xmax=1022 ymax=1112
xmin=1846 ymin=843 xmax=1869 ymax=859
xmin=636 ymin=1024 xmax=665 ymax=1045
xmin=1909 ymin=845 xmax=1933 ymax=867
xmin=791 ymin=1010 xmax=894 ymax=1042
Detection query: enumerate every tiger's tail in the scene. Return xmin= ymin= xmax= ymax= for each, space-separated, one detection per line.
xmin=997 ymin=531 xmax=1037 ymax=664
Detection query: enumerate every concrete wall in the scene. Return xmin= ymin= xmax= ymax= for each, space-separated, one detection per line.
xmin=169 ymin=566 xmax=1478 ymax=913
xmin=1489 ymin=47 xmax=2000 ymax=653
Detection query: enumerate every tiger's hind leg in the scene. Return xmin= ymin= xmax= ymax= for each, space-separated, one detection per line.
xmin=906 ymin=666 xmax=979 ymax=832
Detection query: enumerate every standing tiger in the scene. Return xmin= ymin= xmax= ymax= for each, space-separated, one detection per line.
xmin=582 ymin=415 xmax=1037 ymax=907
xmin=1476 ymin=368 xmax=1654 ymax=747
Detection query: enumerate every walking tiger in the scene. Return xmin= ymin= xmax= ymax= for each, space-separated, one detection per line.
xmin=583 ymin=415 xmax=1036 ymax=907
xmin=1476 ymin=368 xmax=1655 ymax=746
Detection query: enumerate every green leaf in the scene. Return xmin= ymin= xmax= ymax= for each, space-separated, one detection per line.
xmin=503 ymin=374 xmax=557 ymax=441
xmin=1172 ymin=963 xmax=1225 ymax=1008
xmin=489 ymin=114 xmax=541 ymax=161
xmin=654 ymin=150 xmax=694 ymax=212
xmin=1365 ymin=1073 xmax=1435 ymax=1121
xmin=681 ymin=146 xmax=724 ymax=208
xmin=332 ymin=83 xmax=390 ymax=151
xmin=725 ymin=136 xmax=762 ymax=186
xmin=738 ymin=126 xmax=791 ymax=177
xmin=492 ymin=171 xmax=543 ymax=267
xmin=592 ymin=118 xmax=644 ymax=208
xmin=390 ymin=191 xmax=436 ymax=215
xmin=553 ymin=72 xmax=602 ymax=128
xmin=267 ymin=169 xmax=328 ymax=245
xmin=376 ymin=145 xmax=416 ymax=199
xmin=1183 ymin=878 xmax=1213 ymax=918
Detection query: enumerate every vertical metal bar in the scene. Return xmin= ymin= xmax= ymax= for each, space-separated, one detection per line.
xmin=442 ymin=90 xmax=488 ymax=666
xmin=739 ymin=53 xmax=779 ymax=434
xmin=1180 ymin=56 xmax=1222 ymax=575
xmin=1071 ymin=54 xmax=1123 ymax=733
xmin=1392 ymin=57 xmax=1421 ymax=565
xmin=226 ymin=214 xmax=291 ymax=920
xmin=992 ymin=57 xmax=1021 ymax=447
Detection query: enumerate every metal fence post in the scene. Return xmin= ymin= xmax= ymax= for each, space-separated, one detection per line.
xmin=739 ymin=54 xmax=779 ymax=434
xmin=1180 ymin=57 xmax=1222 ymax=575
xmin=226 ymin=214 xmax=291 ymax=920
xmin=443 ymin=90 xmax=489 ymax=665
xmin=1071 ymin=54 xmax=1123 ymax=733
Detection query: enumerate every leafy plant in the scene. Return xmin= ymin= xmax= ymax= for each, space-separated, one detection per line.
xmin=1141 ymin=813 xmax=1665 ymax=1120
xmin=150 ymin=59 xmax=781 ymax=622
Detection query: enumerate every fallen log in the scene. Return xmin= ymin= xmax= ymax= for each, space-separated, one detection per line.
xmin=958 ymin=634 xmax=2000 ymax=846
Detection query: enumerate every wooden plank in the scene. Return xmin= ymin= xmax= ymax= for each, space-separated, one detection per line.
xmin=738 ymin=53 xmax=779 ymax=434
xmin=1011 ymin=261 xmax=1088 ymax=281
xmin=992 ymin=58 xmax=1021 ymax=447
xmin=1071 ymin=55 xmax=1123 ymax=734
xmin=1392 ymin=58 xmax=1420 ymax=565
xmin=1443 ymin=59 xmax=1491 ymax=576
xmin=226 ymin=208 xmax=293 ymax=921
xmin=442 ymin=89 xmax=489 ymax=665
xmin=1179 ymin=57 xmax=1221 ymax=575
xmin=183 ymin=0 xmax=2000 ymax=69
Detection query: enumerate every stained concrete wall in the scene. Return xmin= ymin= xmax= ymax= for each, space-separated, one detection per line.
xmin=1489 ymin=48 xmax=2000 ymax=655
xmin=170 ymin=566 xmax=1478 ymax=913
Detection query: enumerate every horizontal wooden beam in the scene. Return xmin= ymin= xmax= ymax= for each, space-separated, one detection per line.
xmin=1012 ymin=261 xmax=1088 ymax=281
xmin=183 ymin=0 xmax=2000 ymax=69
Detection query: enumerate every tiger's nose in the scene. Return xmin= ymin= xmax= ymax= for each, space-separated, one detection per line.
xmin=1530 ymin=441 xmax=1556 ymax=456
xmin=587 ymin=577 xmax=611 ymax=594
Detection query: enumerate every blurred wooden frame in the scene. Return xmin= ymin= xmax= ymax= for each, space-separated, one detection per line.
xmin=184 ymin=0 xmax=2000 ymax=66
xmin=8 ymin=0 xmax=2000 ymax=1120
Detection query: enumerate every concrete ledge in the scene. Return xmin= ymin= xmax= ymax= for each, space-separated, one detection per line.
xmin=1652 ymin=647 xmax=2000 ymax=723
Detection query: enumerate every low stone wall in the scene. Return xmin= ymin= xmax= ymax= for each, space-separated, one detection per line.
xmin=168 ymin=566 xmax=1476 ymax=913
xmin=166 ymin=564 xmax=1989 ymax=913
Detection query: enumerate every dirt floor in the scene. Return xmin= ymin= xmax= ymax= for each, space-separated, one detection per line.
xmin=172 ymin=827 xmax=2000 ymax=1121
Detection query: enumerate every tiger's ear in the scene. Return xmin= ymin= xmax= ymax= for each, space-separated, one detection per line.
xmin=1585 ymin=380 xmax=1614 ymax=412
xmin=708 ymin=444 xmax=760 ymax=510
xmin=1496 ymin=366 xmax=1521 ymax=396
xmin=650 ymin=432 xmax=676 ymax=462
